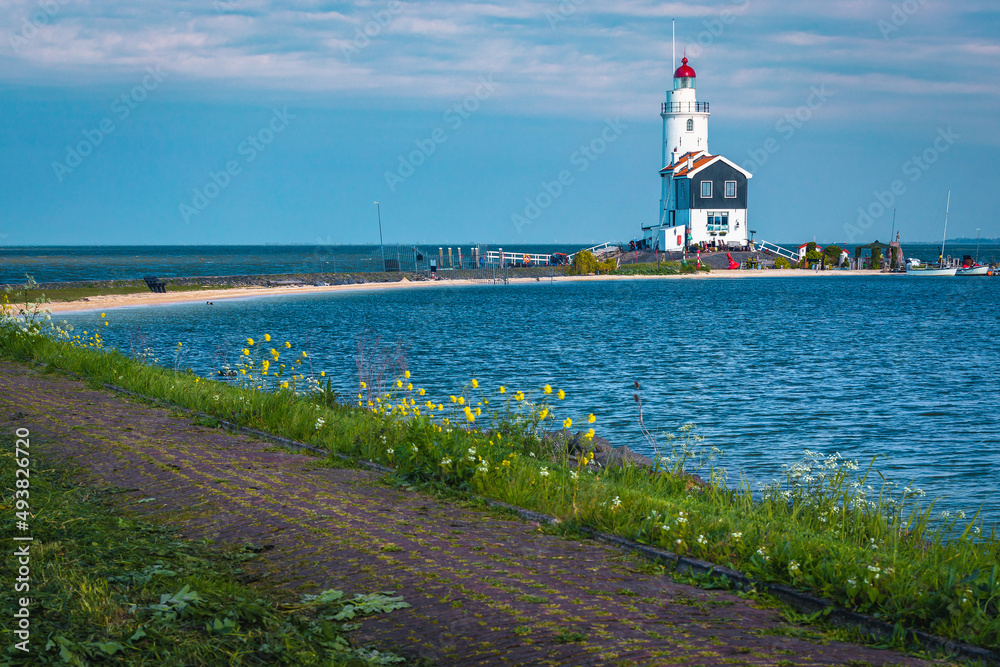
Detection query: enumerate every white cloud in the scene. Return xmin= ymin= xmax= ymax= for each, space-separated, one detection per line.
xmin=1 ymin=0 xmax=997 ymax=143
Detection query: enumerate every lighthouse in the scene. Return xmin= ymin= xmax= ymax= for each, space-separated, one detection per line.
xmin=645 ymin=56 xmax=752 ymax=250
xmin=662 ymin=57 xmax=709 ymax=168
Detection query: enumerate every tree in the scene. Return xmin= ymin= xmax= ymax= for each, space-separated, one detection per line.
xmin=870 ymin=247 xmax=883 ymax=270
xmin=823 ymin=245 xmax=843 ymax=268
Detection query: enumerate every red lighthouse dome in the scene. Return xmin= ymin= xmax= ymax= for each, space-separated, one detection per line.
xmin=673 ymin=57 xmax=696 ymax=79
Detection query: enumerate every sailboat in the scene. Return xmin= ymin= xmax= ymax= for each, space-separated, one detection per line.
xmin=907 ymin=191 xmax=957 ymax=276
xmin=957 ymin=227 xmax=991 ymax=275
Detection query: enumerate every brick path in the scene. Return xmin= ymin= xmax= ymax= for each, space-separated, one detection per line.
xmin=0 ymin=362 xmax=950 ymax=666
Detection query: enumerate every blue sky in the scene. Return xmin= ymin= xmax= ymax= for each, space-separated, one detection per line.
xmin=1 ymin=0 xmax=998 ymax=246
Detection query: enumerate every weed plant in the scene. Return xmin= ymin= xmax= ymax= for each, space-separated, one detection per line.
xmin=2 ymin=300 xmax=999 ymax=653
xmin=615 ymin=261 xmax=711 ymax=276
xmin=0 ymin=443 xmax=409 ymax=666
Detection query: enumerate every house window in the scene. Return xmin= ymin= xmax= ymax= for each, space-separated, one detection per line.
xmin=706 ymin=212 xmax=730 ymax=234
xmin=724 ymin=180 xmax=737 ymax=198
xmin=686 ymin=119 xmax=694 ymax=132
xmin=700 ymin=181 xmax=712 ymax=198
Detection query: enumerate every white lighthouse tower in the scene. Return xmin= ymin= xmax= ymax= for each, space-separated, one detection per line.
xmin=659 ymin=57 xmax=709 ymax=221
xmin=645 ymin=55 xmax=752 ymax=250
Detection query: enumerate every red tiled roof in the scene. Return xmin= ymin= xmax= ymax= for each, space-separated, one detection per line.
xmin=660 ymin=151 xmax=716 ymax=176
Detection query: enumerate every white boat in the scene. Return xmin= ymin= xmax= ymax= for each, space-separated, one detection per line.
xmin=908 ymin=191 xmax=957 ymax=277
xmin=956 ymin=265 xmax=990 ymax=276
xmin=907 ymin=265 xmax=957 ymax=276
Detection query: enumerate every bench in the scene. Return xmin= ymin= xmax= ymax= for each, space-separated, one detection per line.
xmin=142 ymin=276 xmax=168 ymax=293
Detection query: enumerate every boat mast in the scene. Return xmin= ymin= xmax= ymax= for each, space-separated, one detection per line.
xmin=939 ymin=190 xmax=950 ymax=267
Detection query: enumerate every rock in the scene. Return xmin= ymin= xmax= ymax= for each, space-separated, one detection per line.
xmin=595 ymin=446 xmax=654 ymax=470
xmin=546 ymin=429 xmax=613 ymax=456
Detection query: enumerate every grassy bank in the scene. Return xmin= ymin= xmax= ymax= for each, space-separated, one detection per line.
xmin=2 ymin=307 xmax=999 ymax=658
xmin=5 ymin=283 xmax=234 ymax=304
xmin=0 ymin=436 xmax=410 ymax=666
xmin=614 ymin=261 xmax=710 ymax=276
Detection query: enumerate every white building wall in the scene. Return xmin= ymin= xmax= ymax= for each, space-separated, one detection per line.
xmin=664 ymin=115 xmax=709 ymax=160
xmin=687 ymin=208 xmax=749 ymax=246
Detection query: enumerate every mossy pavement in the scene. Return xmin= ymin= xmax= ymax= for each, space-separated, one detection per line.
xmin=0 ymin=362 xmax=955 ymax=667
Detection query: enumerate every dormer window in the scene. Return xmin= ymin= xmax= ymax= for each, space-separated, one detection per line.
xmin=686 ymin=119 xmax=694 ymax=132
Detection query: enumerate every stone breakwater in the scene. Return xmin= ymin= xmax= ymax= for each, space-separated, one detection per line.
xmin=5 ymin=266 xmax=569 ymax=292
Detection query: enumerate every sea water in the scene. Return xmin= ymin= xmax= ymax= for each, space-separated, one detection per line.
xmin=58 ymin=275 xmax=1000 ymax=524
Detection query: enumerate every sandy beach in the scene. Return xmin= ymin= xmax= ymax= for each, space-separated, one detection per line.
xmin=42 ymin=269 xmax=895 ymax=314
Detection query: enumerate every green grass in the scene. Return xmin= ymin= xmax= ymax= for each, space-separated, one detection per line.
xmin=4 ymin=284 xmax=234 ymax=303
xmin=1 ymin=311 xmax=999 ymax=657
xmin=615 ymin=261 xmax=711 ymax=276
xmin=0 ymin=442 xmax=409 ymax=665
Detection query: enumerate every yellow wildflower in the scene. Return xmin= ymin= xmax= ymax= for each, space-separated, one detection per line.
xmin=557 ymin=389 xmax=565 ymax=400
xmin=499 ymin=386 xmax=506 ymax=394
xmin=543 ymin=384 xmax=552 ymax=394
xmin=563 ymin=418 xmax=572 ymax=429
xmin=404 ymin=370 xmax=411 ymax=379
xmin=539 ymin=408 xmax=549 ymax=419
xmin=397 ymin=380 xmax=403 ymax=388
xmin=450 ymin=395 xmax=458 ymax=403
xmin=588 ymin=413 xmax=596 ymax=424
xmin=458 ymin=396 xmax=465 ymax=405
xmin=285 ymin=341 xmax=291 ymax=348
xmin=264 ymin=334 xmax=271 ymax=342
xmin=407 ymin=383 xmax=413 ymax=391
xmin=418 ymin=388 xmax=426 ymax=396
xmin=471 ymin=378 xmax=479 ymax=388
xmin=247 ymin=338 xmax=254 ymax=346
xmin=360 ymin=381 xmax=367 ymax=388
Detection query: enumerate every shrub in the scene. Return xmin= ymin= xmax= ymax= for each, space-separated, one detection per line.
xmin=773 ymin=256 xmax=791 ymax=269
xmin=569 ymin=250 xmax=616 ymax=275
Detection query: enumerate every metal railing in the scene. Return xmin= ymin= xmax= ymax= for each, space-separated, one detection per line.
xmin=484 ymin=250 xmax=557 ymax=266
xmin=661 ymin=102 xmax=709 ymax=114
xmin=756 ymin=240 xmax=800 ymax=262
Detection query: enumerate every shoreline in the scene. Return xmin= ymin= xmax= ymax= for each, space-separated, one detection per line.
xmin=43 ymin=269 xmax=896 ymax=314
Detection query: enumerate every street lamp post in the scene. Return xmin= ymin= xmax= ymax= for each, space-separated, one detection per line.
xmin=374 ymin=201 xmax=385 ymax=270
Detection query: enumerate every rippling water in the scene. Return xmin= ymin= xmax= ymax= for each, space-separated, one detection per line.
xmin=60 ymin=276 xmax=1000 ymax=523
